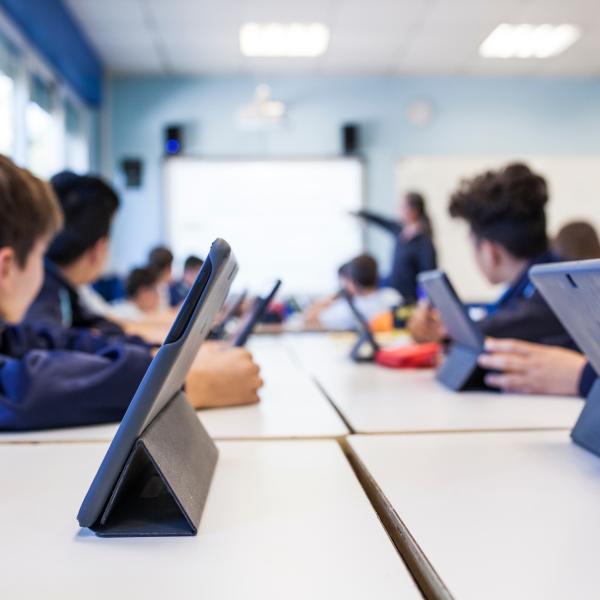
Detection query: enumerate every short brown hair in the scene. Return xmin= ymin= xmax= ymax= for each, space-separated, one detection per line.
xmin=347 ymin=253 xmax=378 ymax=289
xmin=0 ymin=155 xmax=63 ymax=267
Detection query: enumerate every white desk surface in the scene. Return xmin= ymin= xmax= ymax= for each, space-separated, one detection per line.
xmin=347 ymin=431 xmax=600 ymax=600
xmin=0 ymin=440 xmax=420 ymax=600
xmin=0 ymin=337 xmax=348 ymax=443
xmin=286 ymin=333 xmax=583 ymax=433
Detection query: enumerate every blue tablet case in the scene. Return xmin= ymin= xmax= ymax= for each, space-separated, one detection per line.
xmin=530 ymin=260 xmax=600 ymax=458
xmin=418 ymin=270 xmax=489 ymax=391
xmin=78 ymin=239 xmax=237 ymax=536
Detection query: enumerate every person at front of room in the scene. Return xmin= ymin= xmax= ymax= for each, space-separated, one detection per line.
xmin=304 ymin=254 xmax=402 ymax=330
xmin=408 ymin=163 xmax=575 ymax=349
xmin=352 ymin=191 xmax=437 ymax=304
xmin=0 ymin=157 xmax=263 ymax=430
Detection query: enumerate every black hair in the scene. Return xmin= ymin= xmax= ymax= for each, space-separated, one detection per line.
xmin=448 ymin=162 xmax=549 ymax=259
xmin=184 ymin=255 xmax=203 ymax=271
xmin=405 ymin=191 xmax=433 ymax=237
xmin=148 ymin=245 xmax=173 ymax=272
xmin=346 ymin=254 xmax=378 ymax=289
xmin=46 ymin=171 xmax=119 ymax=266
xmin=126 ymin=266 xmax=159 ymax=299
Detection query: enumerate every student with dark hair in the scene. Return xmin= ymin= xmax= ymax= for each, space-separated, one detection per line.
xmin=353 ymin=191 xmax=437 ymax=303
xmin=148 ymin=245 xmax=174 ymax=308
xmin=3 ymin=166 xmax=263 ymax=429
xmin=111 ymin=266 xmax=161 ymax=321
xmin=409 ymin=163 xmax=574 ymax=348
xmin=169 ymin=254 xmax=204 ymax=306
xmin=304 ymin=254 xmax=401 ymax=330
xmin=24 ymin=171 xmax=125 ymax=336
xmin=553 ymin=221 xmax=600 ymax=260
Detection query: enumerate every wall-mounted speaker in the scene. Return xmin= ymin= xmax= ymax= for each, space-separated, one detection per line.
xmin=164 ymin=124 xmax=184 ymax=155
xmin=120 ymin=158 xmax=143 ymax=188
xmin=342 ymin=123 xmax=360 ymax=156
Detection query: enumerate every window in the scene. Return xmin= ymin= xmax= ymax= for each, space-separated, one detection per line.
xmin=26 ymin=74 xmax=61 ymax=178
xmin=0 ymin=34 xmax=17 ymax=156
xmin=64 ymin=98 xmax=89 ymax=172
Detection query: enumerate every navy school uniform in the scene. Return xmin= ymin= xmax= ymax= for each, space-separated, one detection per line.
xmin=169 ymin=280 xmax=190 ymax=307
xmin=356 ymin=210 xmax=437 ymax=304
xmin=0 ymin=320 xmax=153 ymax=430
xmin=477 ymin=251 xmax=576 ymax=349
xmin=24 ymin=260 xmax=144 ymax=344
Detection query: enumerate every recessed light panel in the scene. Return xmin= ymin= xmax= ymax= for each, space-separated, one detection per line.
xmin=479 ymin=24 xmax=581 ymax=59
xmin=240 ymin=23 xmax=330 ymax=58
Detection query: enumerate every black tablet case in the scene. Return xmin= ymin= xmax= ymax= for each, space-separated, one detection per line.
xmin=93 ymin=391 xmax=217 ymax=536
xmin=530 ymin=260 xmax=600 ymax=458
xmin=418 ymin=270 xmax=488 ymax=391
xmin=341 ymin=289 xmax=380 ymax=363
xmin=79 ymin=239 xmax=235 ymax=536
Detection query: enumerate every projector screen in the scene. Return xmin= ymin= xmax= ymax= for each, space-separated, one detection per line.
xmin=164 ymin=157 xmax=364 ymax=295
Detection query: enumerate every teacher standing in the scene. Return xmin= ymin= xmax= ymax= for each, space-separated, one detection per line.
xmin=354 ymin=192 xmax=437 ymax=304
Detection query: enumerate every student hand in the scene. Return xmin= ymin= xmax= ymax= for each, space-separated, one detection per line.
xmin=185 ymin=344 xmax=263 ymax=408
xmin=478 ymin=338 xmax=587 ymax=396
xmin=407 ymin=301 xmax=445 ymax=343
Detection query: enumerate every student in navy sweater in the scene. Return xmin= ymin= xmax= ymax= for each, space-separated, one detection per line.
xmin=0 ymin=157 xmax=262 ymax=431
xmin=408 ymin=163 xmax=575 ymax=349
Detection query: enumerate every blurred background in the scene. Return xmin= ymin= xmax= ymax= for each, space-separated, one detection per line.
xmin=1 ymin=0 xmax=599 ymax=298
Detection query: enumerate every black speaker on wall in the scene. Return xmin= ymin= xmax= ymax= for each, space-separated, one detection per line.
xmin=342 ymin=123 xmax=360 ymax=155
xmin=120 ymin=158 xmax=143 ymax=188
xmin=164 ymin=124 xmax=184 ymax=155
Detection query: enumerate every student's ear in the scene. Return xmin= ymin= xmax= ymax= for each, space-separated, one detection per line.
xmin=0 ymin=247 xmax=16 ymax=283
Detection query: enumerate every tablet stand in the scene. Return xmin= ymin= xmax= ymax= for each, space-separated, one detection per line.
xmin=436 ymin=343 xmax=488 ymax=391
xmin=91 ymin=391 xmax=218 ymax=537
xmin=350 ymin=331 xmax=380 ymax=363
xmin=571 ymin=378 xmax=600 ymax=458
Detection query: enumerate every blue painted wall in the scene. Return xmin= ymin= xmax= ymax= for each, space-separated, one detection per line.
xmin=109 ymin=74 xmax=600 ymax=271
xmin=0 ymin=0 xmax=102 ymax=105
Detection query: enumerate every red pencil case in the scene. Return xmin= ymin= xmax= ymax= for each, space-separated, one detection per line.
xmin=375 ymin=343 xmax=440 ymax=369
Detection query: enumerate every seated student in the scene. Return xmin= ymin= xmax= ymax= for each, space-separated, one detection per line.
xmin=553 ymin=221 xmax=600 ymax=261
xmin=111 ymin=266 xmax=161 ymax=322
xmin=304 ymin=254 xmax=402 ymax=330
xmin=409 ymin=163 xmax=575 ymax=349
xmin=148 ymin=245 xmax=175 ymax=309
xmin=0 ymin=157 xmax=262 ymax=430
xmin=24 ymin=171 xmax=127 ymax=336
xmin=170 ymin=254 xmax=203 ymax=306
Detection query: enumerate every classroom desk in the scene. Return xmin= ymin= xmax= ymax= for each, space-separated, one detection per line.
xmin=0 ymin=440 xmax=421 ymax=600
xmin=285 ymin=333 xmax=583 ymax=434
xmin=0 ymin=337 xmax=348 ymax=444
xmin=346 ymin=431 xmax=600 ymax=600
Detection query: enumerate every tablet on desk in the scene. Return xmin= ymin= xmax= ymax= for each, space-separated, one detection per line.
xmin=418 ymin=270 xmax=484 ymax=352
xmin=530 ymin=259 xmax=600 ymax=457
xmin=418 ymin=270 xmax=487 ymax=390
xmin=77 ymin=238 xmax=238 ymax=531
xmin=232 ymin=279 xmax=282 ymax=347
xmin=530 ymin=260 xmax=600 ymax=375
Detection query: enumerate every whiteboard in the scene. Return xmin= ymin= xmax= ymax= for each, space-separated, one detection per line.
xmin=396 ymin=156 xmax=600 ymax=301
xmin=164 ymin=158 xmax=363 ymax=294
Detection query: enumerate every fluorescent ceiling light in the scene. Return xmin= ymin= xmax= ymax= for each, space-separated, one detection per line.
xmin=479 ymin=23 xmax=581 ymax=59
xmin=240 ymin=23 xmax=330 ymax=57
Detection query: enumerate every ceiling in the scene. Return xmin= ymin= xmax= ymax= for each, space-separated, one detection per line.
xmin=65 ymin=0 xmax=600 ymax=77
